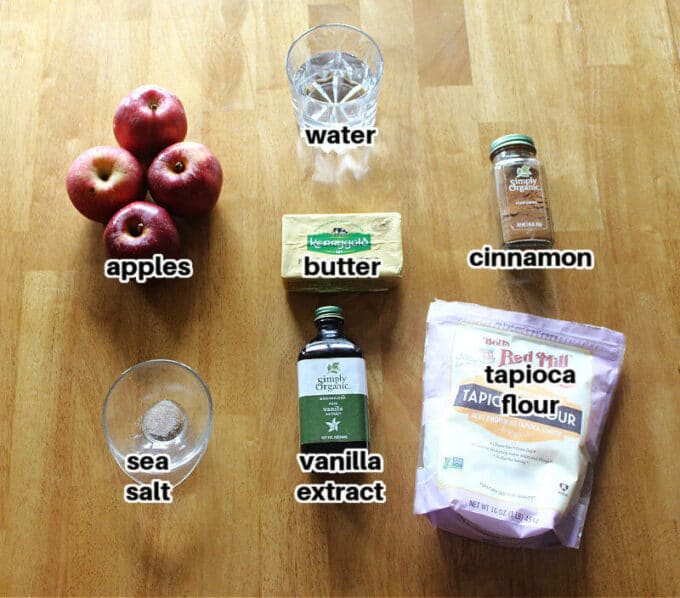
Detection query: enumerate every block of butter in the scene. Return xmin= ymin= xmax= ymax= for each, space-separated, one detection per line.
xmin=281 ymin=213 xmax=403 ymax=292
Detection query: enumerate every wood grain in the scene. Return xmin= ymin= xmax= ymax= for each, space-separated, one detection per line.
xmin=0 ymin=0 xmax=678 ymax=596
xmin=414 ymin=0 xmax=472 ymax=86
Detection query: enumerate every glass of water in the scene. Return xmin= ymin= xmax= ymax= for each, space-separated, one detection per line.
xmin=102 ymin=359 xmax=213 ymax=487
xmin=286 ymin=23 xmax=384 ymax=128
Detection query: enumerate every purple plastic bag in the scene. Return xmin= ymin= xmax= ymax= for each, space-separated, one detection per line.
xmin=414 ymin=301 xmax=625 ymax=548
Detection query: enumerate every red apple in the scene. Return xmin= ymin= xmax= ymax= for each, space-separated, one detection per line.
xmin=66 ymin=146 xmax=146 ymax=223
xmin=104 ymin=201 xmax=181 ymax=259
xmin=147 ymin=142 xmax=223 ymax=217
xmin=113 ymin=85 xmax=188 ymax=162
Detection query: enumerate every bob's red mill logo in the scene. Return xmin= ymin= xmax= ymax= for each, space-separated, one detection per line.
xmin=499 ymin=349 xmax=570 ymax=369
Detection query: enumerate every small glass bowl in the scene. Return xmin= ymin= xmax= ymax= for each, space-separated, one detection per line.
xmin=102 ymin=359 xmax=213 ymax=486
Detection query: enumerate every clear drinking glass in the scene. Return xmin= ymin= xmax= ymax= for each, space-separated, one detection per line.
xmin=102 ymin=359 xmax=213 ymax=486
xmin=286 ymin=23 xmax=384 ymax=128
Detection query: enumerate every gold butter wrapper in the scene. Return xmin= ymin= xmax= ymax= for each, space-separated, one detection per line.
xmin=281 ymin=213 xmax=403 ymax=292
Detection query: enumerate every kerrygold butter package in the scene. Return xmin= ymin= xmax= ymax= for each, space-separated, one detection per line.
xmin=281 ymin=213 xmax=403 ymax=292
xmin=414 ymin=301 xmax=625 ymax=549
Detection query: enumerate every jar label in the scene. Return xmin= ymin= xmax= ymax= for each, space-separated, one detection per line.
xmin=500 ymin=163 xmax=551 ymax=239
xmin=297 ymin=357 xmax=369 ymax=445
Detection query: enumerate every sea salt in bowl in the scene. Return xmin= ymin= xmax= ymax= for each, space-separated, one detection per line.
xmin=102 ymin=359 xmax=213 ymax=486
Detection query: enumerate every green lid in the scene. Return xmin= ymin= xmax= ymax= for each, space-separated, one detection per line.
xmin=314 ymin=306 xmax=344 ymax=321
xmin=489 ymin=134 xmax=536 ymax=159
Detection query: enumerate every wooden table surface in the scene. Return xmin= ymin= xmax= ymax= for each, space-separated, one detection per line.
xmin=1 ymin=1 xmax=679 ymax=596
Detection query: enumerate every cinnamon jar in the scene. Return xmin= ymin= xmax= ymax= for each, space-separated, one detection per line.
xmin=489 ymin=134 xmax=554 ymax=249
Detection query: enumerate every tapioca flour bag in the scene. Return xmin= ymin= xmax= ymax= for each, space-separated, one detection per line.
xmin=414 ymin=301 xmax=625 ymax=548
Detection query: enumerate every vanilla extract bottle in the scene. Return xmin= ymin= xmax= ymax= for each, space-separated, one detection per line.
xmin=297 ymin=306 xmax=370 ymax=454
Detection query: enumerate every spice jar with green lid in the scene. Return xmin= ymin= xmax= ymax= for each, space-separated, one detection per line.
xmin=489 ymin=134 xmax=554 ymax=249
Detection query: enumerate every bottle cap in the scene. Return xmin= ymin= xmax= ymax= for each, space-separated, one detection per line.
xmin=314 ymin=306 xmax=344 ymax=321
xmin=489 ymin=134 xmax=536 ymax=159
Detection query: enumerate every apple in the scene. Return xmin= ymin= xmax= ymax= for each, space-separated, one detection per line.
xmin=147 ymin=142 xmax=223 ymax=217
xmin=104 ymin=201 xmax=181 ymax=259
xmin=113 ymin=85 xmax=188 ymax=162
xmin=66 ymin=146 xmax=146 ymax=223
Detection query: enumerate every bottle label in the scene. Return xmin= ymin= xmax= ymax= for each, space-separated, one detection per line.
xmin=500 ymin=163 xmax=551 ymax=239
xmin=297 ymin=357 xmax=369 ymax=445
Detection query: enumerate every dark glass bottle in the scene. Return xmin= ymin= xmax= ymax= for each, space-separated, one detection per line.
xmin=297 ymin=306 xmax=370 ymax=454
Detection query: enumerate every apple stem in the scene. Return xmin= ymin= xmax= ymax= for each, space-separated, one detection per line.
xmin=173 ymin=161 xmax=185 ymax=173
xmin=136 ymin=222 xmax=144 ymax=235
